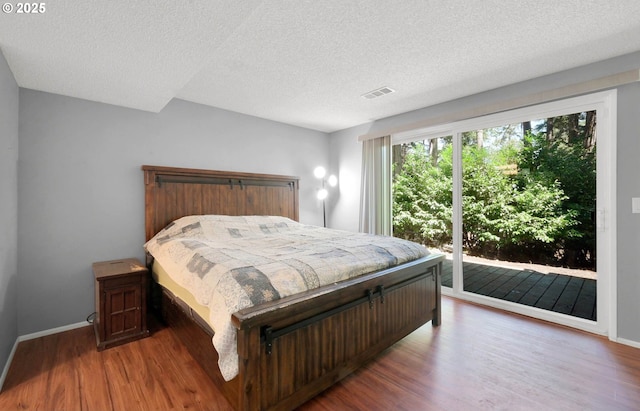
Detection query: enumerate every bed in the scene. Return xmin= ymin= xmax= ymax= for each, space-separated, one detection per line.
xmin=142 ymin=165 xmax=443 ymax=411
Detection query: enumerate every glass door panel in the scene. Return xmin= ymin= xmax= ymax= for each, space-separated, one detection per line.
xmin=460 ymin=113 xmax=597 ymax=321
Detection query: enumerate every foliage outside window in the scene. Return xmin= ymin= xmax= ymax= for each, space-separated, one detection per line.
xmin=392 ymin=112 xmax=596 ymax=269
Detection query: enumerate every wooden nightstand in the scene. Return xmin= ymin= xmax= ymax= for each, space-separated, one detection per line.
xmin=93 ymin=258 xmax=150 ymax=350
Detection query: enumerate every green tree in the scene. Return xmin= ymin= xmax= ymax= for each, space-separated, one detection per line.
xmin=393 ymin=111 xmax=595 ymax=268
xmin=518 ymin=123 xmax=596 ymax=266
xmin=460 ymin=143 xmax=577 ymax=260
xmin=393 ymin=142 xmax=453 ymax=247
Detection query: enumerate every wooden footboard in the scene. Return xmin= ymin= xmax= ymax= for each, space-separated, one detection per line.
xmin=160 ymin=254 xmax=443 ymax=411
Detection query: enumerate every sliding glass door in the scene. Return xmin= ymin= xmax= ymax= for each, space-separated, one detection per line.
xmin=392 ymin=91 xmax=616 ymax=336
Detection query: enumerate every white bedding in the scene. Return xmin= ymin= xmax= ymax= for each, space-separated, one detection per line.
xmin=144 ymin=215 xmax=429 ymax=380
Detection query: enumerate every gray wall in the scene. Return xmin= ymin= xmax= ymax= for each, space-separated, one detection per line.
xmin=17 ymin=91 xmax=329 ymax=335
xmin=329 ymin=51 xmax=640 ymax=344
xmin=0 ymin=51 xmax=19 ymax=375
xmin=615 ymin=81 xmax=640 ymax=343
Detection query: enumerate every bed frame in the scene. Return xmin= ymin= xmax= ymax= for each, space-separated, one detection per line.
xmin=143 ymin=165 xmax=443 ymax=411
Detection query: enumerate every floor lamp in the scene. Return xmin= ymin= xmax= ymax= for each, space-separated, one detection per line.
xmin=314 ymin=166 xmax=337 ymax=227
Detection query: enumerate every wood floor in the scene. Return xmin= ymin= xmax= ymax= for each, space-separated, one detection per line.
xmin=1 ymin=296 xmax=639 ymax=411
xmin=441 ymin=260 xmax=597 ymax=321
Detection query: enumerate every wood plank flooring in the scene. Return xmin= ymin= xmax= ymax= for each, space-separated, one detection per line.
xmin=1 ymin=296 xmax=638 ymax=411
xmin=441 ymin=260 xmax=597 ymax=320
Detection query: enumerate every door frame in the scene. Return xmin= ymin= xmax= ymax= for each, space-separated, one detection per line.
xmin=393 ymin=90 xmax=617 ymax=339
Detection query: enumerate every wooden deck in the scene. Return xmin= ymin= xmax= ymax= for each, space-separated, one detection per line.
xmin=441 ymin=259 xmax=597 ymax=321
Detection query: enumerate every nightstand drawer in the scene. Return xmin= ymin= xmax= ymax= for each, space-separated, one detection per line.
xmin=102 ymin=273 xmax=144 ymax=289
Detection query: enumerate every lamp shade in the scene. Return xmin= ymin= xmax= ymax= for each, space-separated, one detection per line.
xmin=317 ymin=188 xmax=328 ymax=200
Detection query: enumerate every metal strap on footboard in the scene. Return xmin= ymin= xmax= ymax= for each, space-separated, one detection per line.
xmin=261 ymin=267 xmax=437 ymax=355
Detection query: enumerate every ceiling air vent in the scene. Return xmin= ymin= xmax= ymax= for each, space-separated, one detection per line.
xmin=361 ymin=86 xmax=395 ymax=100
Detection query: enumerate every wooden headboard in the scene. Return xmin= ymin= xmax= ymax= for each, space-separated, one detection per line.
xmin=143 ymin=165 xmax=299 ymax=241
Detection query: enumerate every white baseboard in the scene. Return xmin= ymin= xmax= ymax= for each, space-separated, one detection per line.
xmin=0 ymin=338 xmax=19 ymax=393
xmin=16 ymin=321 xmax=89 ymax=343
xmin=616 ymin=336 xmax=640 ymax=350
xmin=0 ymin=321 xmax=90 ymax=392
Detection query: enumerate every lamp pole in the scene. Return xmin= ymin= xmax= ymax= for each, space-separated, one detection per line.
xmin=321 ymin=179 xmax=326 ymax=227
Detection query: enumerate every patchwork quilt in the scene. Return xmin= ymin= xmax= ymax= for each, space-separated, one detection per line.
xmin=144 ymin=215 xmax=429 ymax=380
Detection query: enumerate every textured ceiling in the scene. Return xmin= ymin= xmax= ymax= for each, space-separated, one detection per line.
xmin=2 ymin=0 xmax=640 ymax=132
